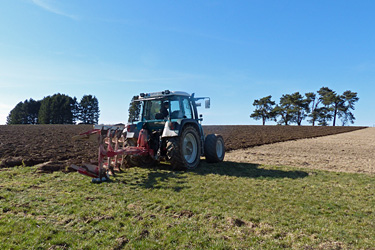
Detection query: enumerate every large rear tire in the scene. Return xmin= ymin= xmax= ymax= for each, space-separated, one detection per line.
xmin=123 ymin=139 xmax=138 ymax=167
xmin=135 ymin=155 xmax=157 ymax=168
xmin=204 ymin=134 xmax=225 ymax=163
xmin=167 ymin=126 xmax=201 ymax=170
xmin=123 ymin=138 xmax=156 ymax=168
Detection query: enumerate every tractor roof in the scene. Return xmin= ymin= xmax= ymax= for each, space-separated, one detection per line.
xmin=138 ymin=90 xmax=190 ymax=101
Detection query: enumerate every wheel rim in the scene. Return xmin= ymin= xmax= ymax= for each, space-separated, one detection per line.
xmin=183 ymin=133 xmax=198 ymax=164
xmin=216 ymin=139 xmax=224 ymax=159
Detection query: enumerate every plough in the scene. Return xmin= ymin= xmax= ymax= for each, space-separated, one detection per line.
xmin=71 ymin=124 xmax=153 ymax=183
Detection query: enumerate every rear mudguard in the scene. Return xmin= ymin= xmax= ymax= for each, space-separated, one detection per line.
xmin=163 ymin=119 xmax=205 ymax=156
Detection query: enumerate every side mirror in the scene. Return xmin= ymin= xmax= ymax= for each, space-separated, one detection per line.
xmin=205 ymin=99 xmax=210 ymax=109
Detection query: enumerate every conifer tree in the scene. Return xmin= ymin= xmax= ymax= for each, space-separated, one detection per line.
xmin=78 ymin=95 xmax=100 ymax=124
xmin=128 ymin=96 xmax=141 ymax=122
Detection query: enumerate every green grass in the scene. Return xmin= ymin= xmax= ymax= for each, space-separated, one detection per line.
xmin=1 ymin=162 xmax=375 ymax=249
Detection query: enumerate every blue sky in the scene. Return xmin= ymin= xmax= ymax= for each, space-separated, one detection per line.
xmin=0 ymin=0 xmax=374 ymax=126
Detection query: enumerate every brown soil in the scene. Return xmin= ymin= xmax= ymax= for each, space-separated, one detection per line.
xmin=203 ymin=125 xmax=364 ymax=151
xmin=0 ymin=125 xmax=97 ymax=171
xmin=0 ymin=124 xmax=365 ymax=172
xmin=225 ymin=127 xmax=375 ymax=174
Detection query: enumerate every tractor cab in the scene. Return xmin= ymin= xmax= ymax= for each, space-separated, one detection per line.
xmin=139 ymin=91 xmax=193 ymax=130
xmin=140 ymin=91 xmax=196 ymax=119
xmin=142 ymin=94 xmax=193 ymax=121
xmin=71 ymin=90 xmax=223 ymax=183
xmin=130 ymin=90 xmax=209 ymax=137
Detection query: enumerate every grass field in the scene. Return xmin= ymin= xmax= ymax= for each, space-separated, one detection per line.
xmin=1 ymin=162 xmax=375 ymax=249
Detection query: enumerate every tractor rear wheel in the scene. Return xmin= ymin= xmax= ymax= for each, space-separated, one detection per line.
xmin=123 ymin=139 xmax=138 ymax=167
xmin=167 ymin=126 xmax=201 ymax=170
xmin=123 ymin=138 xmax=156 ymax=168
xmin=204 ymin=134 xmax=225 ymax=163
xmin=135 ymin=155 xmax=157 ymax=168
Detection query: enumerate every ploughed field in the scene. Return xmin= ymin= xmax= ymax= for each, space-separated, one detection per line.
xmin=203 ymin=125 xmax=364 ymax=151
xmin=0 ymin=124 xmax=364 ymax=171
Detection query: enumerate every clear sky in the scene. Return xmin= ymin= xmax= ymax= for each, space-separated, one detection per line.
xmin=0 ymin=0 xmax=374 ymax=126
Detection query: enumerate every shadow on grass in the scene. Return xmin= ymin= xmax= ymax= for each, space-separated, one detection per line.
xmin=113 ymin=164 xmax=188 ymax=192
xmin=127 ymin=160 xmax=308 ymax=191
xmin=138 ymin=169 xmax=187 ymax=192
xmin=196 ymin=161 xmax=309 ymax=179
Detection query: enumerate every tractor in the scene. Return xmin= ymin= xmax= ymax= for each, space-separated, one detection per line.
xmin=71 ymin=90 xmax=225 ymax=182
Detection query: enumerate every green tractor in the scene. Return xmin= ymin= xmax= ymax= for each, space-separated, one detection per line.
xmin=124 ymin=90 xmax=225 ymax=169
xmin=71 ymin=90 xmax=225 ymax=182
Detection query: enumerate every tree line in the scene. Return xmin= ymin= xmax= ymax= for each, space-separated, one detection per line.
xmin=128 ymin=96 xmax=141 ymax=122
xmin=250 ymin=87 xmax=359 ymax=126
xmin=7 ymin=93 xmax=100 ymax=125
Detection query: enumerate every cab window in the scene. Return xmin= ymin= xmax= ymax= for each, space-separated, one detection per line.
xmin=169 ymin=98 xmax=182 ymax=119
xmin=142 ymin=100 xmax=162 ymax=120
xmin=182 ymin=98 xmax=193 ymax=119
xmin=169 ymin=97 xmax=193 ymax=119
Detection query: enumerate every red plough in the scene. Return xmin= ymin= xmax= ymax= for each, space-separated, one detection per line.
xmin=71 ymin=125 xmax=153 ymax=183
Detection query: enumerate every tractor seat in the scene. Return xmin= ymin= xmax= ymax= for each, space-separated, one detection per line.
xmin=155 ymin=113 xmax=164 ymax=120
xmin=170 ymin=110 xmax=183 ymax=119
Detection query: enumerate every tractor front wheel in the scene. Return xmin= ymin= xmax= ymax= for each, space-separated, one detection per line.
xmin=167 ymin=126 xmax=201 ymax=170
xmin=204 ymin=134 xmax=225 ymax=163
